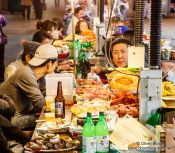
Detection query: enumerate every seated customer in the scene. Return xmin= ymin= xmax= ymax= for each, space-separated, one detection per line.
xmin=0 ymin=92 xmax=15 ymax=120
xmin=0 ymin=114 xmax=29 ymax=153
xmin=4 ymin=40 xmax=47 ymax=96
xmin=75 ymin=19 xmax=90 ymax=35
xmin=33 ymin=20 xmax=59 ymax=41
xmin=52 ymin=17 xmax=64 ymax=40
xmin=0 ymin=44 xmax=58 ymax=130
xmin=32 ymin=30 xmax=53 ymax=44
xmin=4 ymin=40 xmax=41 ymax=80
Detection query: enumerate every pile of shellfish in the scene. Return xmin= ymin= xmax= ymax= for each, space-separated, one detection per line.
xmin=25 ymin=133 xmax=80 ymax=151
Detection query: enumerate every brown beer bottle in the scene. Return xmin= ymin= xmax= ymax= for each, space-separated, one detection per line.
xmin=55 ymin=81 xmax=65 ymax=118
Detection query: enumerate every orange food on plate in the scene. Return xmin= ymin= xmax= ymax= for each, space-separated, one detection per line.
xmin=115 ymin=78 xmax=133 ymax=86
xmin=110 ymin=73 xmax=138 ymax=91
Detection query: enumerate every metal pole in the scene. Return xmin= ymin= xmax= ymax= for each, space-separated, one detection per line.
xmin=134 ymin=0 xmax=145 ymax=46
xmin=150 ymin=0 xmax=162 ymax=69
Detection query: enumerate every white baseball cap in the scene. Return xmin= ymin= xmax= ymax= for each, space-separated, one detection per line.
xmin=28 ymin=44 xmax=58 ymax=66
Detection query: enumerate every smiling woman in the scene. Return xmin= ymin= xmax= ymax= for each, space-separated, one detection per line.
xmin=75 ymin=19 xmax=90 ymax=35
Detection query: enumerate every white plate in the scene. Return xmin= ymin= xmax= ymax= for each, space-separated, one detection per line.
xmin=24 ymin=145 xmax=77 ymax=152
xmin=36 ymin=121 xmax=70 ymax=134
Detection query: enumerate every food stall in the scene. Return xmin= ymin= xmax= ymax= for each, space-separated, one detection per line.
xmin=23 ymin=0 xmax=175 ymax=152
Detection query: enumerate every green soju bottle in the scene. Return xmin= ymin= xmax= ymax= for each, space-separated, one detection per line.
xmin=95 ymin=112 xmax=109 ymax=153
xmin=82 ymin=112 xmax=96 ymax=153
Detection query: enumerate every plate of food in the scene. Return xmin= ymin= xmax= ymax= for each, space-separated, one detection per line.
xmin=109 ymin=73 xmax=139 ymax=91
xmin=162 ymin=81 xmax=175 ymax=100
xmin=25 ymin=133 xmax=80 ymax=152
xmin=36 ymin=118 xmax=70 ymax=134
xmin=162 ymin=96 xmax=175 ymax=101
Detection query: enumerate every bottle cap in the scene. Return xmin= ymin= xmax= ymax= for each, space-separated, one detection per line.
xmin=87 ymin=112 xmax=91 ymax=117
xmin=99 ymin=112 xmax=104 ymax=115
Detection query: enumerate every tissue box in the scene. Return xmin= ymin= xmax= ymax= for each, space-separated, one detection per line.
xmin=45 ymin=73 xmax=74 ymax=104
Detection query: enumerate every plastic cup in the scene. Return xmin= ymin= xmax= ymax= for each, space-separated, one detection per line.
xmin=50 ymin=103 xmax=55 ymax=113
xmin=45 ymin=112 xmax=55 ymax=121
xmin=45 ymin=96 xmax=54 ymax=111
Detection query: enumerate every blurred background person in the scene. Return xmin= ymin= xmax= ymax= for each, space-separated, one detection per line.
xmin=20 ymin=0 xmax=32 ymax=20
xmin=67 ymin=7 xmax=84 ymax=35
xmin=75 ymin=19 xmax=90 ymax=35
xmin=33 ymin=0 xmax=44 ymax=20
xmin=52 ymin=17 xmax=64 ymax=39
xmin=0 ymin=14 xmax=7 ymax=83
xmin=32 ymin=30 xmax=53 ymax=44
xmin=33 ymin=20 xmax=59 ymax=40
xmin=111 ymin=16 xmax=129 ymax=36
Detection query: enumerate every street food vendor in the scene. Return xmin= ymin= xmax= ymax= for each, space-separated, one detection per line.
xmin=92 ymin=38 xmax=132 ymax=75
xmin=0 ymin=44 xmax=58 ymax=130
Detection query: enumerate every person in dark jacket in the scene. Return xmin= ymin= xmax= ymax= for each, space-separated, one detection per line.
xmin=0 ymin=93 xmax=29 ymax=153
xmin=0 ymin=114 xmax=30 ymax=153
xmin=0 ymin=93 xmax=15 ymax=121
xmin=0 ymin=14 xmax=7 ymax=82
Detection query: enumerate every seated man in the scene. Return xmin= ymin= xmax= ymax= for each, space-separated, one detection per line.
xmin=4 ymin=40 xmax=47 ymax=96
xmin=4 ymin=40 xmax=41 ymax=80
xmin=0 ymin=114 xmax=29 ymax=153
xmin=0 ymin=44 xmax=58 ymax=130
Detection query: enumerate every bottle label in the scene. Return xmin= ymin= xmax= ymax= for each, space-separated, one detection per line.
xmin=82 ymin=136 xmax=96 ymax=153
xmin=96 ymin=135 xmax=109 ymax=152
xmin=55 ymin=102 xmax=63 ymax=115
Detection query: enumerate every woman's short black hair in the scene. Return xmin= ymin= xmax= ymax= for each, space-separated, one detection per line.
xmin=32 ymin=30 xmax=52 ymax=43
